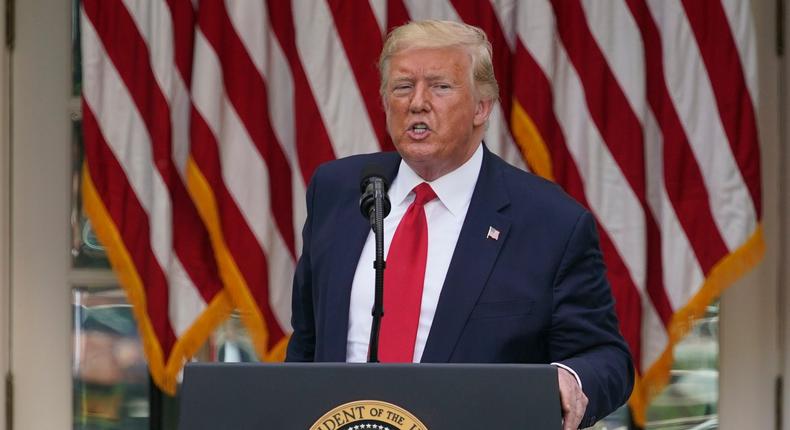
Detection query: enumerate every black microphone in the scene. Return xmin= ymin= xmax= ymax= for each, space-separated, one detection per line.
xmin=359 ymin=165 xmax=391 ymax=222
xmin=359 ymin=164 xmax=390 ymax=363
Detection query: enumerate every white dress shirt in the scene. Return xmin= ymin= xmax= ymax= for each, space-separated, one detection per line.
xmin=347 ymin=144 xmax=483 ymax=363
xmin=343 ymin=144 xmax=582 ymax=388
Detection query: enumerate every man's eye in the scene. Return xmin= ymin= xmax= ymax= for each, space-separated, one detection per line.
xmin=435 ymin=84 xmax=451 ymax=90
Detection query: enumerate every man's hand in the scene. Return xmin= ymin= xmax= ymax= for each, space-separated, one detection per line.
xmin=558 ymin=367 xmax=588 ymax=429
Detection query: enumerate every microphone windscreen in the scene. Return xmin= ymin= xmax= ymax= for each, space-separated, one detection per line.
xmin=359 ymin=164 xmax=390 ymax=192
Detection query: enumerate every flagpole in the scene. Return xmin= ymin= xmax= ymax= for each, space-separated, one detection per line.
xmin=149 ymin=373 xmax=163 ymax=430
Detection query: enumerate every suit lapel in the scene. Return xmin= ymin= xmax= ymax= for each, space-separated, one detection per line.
xmin=421 ymin=147 xmax=511 ymax=362
xmin=321 ymin=153 xmax=402 ymax=361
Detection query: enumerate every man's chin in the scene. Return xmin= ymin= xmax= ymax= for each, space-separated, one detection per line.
xmin=399 ymin=148 xmax=439 ymax=166
xmin=399 ymin=150 xmax=452 ymax=181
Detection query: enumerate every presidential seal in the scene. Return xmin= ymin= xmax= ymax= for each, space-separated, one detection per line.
xmin=310 ymin=400 xmax=427 ymax=430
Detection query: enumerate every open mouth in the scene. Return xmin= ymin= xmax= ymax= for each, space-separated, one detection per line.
xmin=407 ymin=122 xmax=431 ymax=139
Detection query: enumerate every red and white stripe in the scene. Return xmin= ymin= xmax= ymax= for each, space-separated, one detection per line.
xmin=81 ymin=0 xmax=229 ymax=391
xmin=82 ymin=0 xmax=763 ymax=421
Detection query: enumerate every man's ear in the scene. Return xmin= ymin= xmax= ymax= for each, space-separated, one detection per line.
xmin=473 ymin=97 xmax=494 ymax=127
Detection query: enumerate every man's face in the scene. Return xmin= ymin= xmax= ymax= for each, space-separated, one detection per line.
xmin=383 ymin=46 xmax=493 ymax=181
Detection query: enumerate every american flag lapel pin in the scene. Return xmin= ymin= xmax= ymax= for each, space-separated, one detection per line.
xmin=486 ymin=226 xmax=500 ymax=241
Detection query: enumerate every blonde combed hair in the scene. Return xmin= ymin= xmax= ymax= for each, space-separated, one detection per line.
xmin=378 ymin=20 xmax=499 ymax=102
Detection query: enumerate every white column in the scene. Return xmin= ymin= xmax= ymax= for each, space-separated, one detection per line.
xmin=0 ymin=0 xmax=9 ymax=428
xmin=719 ymin=1 xmax=782 ymax=429
xmin=781 ymin=0 xmax=790 ymax=427
xmin=9 ymin=0 xmax=72 ymax=428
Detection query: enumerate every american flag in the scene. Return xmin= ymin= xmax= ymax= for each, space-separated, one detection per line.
xmin=80 ymin=0 xmax=763 ymax=424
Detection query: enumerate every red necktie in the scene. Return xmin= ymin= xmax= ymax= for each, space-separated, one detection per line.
xmin=379 ymin=182 xmax=437 ymax=362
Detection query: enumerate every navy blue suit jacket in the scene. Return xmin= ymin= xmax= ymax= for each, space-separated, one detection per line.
xmin=286 ymin=146 xmax=634 ymax=427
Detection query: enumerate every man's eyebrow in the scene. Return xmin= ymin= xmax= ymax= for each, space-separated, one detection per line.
xmin=389 ymin=76 xmax=414 ymax=84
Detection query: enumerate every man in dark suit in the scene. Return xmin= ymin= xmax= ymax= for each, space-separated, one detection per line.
xmin=286 ymin=20 xmax=633 ymax=429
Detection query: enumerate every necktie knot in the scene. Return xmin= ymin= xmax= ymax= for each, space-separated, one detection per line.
xmin=412 ymin=182 xmax=437 ymax=207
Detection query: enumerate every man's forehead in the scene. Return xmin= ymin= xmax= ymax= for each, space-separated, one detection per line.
xmin=388 ymin=47 xmax=470 ymax=76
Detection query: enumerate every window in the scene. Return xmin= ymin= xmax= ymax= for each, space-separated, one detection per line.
xmin=73 ymin=288 xmax=149 ymax=430
xmin=646 ymin=305 xmax=719 ymax=429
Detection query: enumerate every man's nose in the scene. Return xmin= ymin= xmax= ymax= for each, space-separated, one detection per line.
xmin=409 ymin=83 xmax=431 ymax=113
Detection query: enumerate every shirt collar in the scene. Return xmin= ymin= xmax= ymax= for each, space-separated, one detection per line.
xmin=390 ymin=143 xmax=483 ymax=217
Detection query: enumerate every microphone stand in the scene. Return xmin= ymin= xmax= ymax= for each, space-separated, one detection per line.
xmin=368 ymin=182 xmax=386 ymax=363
